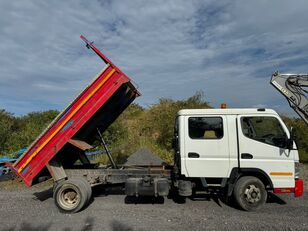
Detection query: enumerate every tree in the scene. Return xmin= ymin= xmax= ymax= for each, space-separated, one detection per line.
xmin=0 ymin=109 xmax=14 ymax=154
xmin=282 ymin=116 xmax=308 ymax=163
xmin=140 ymin=91 xmax=211 ymax=150
xmin=5 ymin=110 xmax=59 ymax=154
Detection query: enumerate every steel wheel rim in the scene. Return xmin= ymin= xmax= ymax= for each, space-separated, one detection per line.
xmin=244 ymin=184 xmax=261 ymax=204
xmin=58 ymin=186 xmax=80 ymax=210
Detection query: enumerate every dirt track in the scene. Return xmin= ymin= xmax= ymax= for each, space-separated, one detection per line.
xmin=0 ymin=184 xmax=307 ymax=231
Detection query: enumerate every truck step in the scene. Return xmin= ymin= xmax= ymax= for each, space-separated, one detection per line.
xmin=206 ymin=184 xmax=222 ymax=187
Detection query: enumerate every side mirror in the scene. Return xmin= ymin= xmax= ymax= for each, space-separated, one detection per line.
xmin=287 ymin=127 xmax=296 ymax=150
xmin=172 ymin=135 xmax=178 ymax=150
xmin=172 ymin=137 xmax=176 ymax=149
xmin=286 ymin=138 xmax=293 ymax=150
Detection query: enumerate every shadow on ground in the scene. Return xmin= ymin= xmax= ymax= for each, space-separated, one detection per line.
xmin=170 ymin=191 xmax=287 ymax=209
xmin=2 ymin=217 xmax=95 ymax=231
xmin=111 ymin=220 xmax=136 ymax=231
xmin=32 ymin=183 xmax=288 ymax=212
xmin=33 ymin=187 xmax=53 ymax=201
xmin=2 ymin=222 xmax=52 ymax=231
xmin=124 ymin=195 xmax=165 ymax=204
xmin=267 ymin=192 xmax=287 ymax=205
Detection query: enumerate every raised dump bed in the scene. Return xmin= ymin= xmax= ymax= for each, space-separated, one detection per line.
xmin=8 ymin=36 xmax=140 ymax=187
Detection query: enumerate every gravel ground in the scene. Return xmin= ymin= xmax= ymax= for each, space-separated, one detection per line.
xmin=0 ymin=165 xmax=307 ymax=231
xmin=0 ymin=185 xmax=307 ymax=231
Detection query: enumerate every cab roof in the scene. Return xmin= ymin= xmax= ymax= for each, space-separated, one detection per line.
xmin=177 ymin=108 xmax=278 ymax=116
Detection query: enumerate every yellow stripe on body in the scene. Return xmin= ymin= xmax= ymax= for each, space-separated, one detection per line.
xmin=18 ymin=68 xmax=116 ymax=173
xmin=270 ymin=172 xmax=293 ymax=176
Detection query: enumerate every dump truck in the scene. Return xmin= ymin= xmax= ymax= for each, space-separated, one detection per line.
xmin=7 ymin=36 xmax=303 ymax=213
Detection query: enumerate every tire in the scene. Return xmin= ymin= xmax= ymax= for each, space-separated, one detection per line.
xmin=54 ymin=178 xmax=92 ymax=204
xmin=53 ymin=178 xmax=90 ymax=213
xmin=80 ymin=178 xmax=92 ymax=204
xmin=233 ymin=176 xmax=267 ymax=211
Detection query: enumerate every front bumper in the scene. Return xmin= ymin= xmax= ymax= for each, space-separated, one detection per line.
xmin=273 ymin=179 xmax=304 ymax=197
xmin=294 ymin=179 xmax=304 ymax=197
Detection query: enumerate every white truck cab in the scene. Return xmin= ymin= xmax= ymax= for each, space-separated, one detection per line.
xmin=174 ymin=108 xmax=303 ymax=211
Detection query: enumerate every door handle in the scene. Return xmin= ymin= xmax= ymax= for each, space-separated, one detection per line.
xmin=188 ymin=152 xmax=200 ymax=158
xmin=241 ymin=153 xmax=253 ymax=159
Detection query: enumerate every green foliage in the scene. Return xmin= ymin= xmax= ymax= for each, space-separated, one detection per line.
xmin=95 ymin=91 xmax=211 ymax=164
xmin=0 ymin=110 xmax=59 ymax=156
xmin=0 ymin=110 xmax=14 ymax=154
xmin=0 ymin=92 xmax=307 ymax=165
xmin=139 ymin=91 xmax=211 ymax=151
xmin=282 ymin=117 xmax=308 ymax=163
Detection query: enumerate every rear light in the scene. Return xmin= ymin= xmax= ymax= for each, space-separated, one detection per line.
xmin=295 ymin=179 xmax=303 ymax=197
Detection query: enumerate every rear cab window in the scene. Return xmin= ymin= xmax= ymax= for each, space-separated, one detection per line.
xmin=188 ymin=117 xmax=223 ymax=139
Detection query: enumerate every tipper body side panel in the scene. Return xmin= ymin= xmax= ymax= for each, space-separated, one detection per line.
xmin=9 ymin=36 xmax=140 ymax=186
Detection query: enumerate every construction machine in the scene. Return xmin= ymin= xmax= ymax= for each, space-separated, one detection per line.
xmin=271 ymin=72 xmax=308 ymax=124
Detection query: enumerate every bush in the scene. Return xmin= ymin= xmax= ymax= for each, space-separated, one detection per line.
xmin=282 ymin=117 xmax=308 ymax=163
xmin=1 ymin=92 xmax=307 ymax=164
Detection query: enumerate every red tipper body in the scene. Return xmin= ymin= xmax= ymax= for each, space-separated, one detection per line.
xmin=8 ymin=36 xmax=140 ymax=186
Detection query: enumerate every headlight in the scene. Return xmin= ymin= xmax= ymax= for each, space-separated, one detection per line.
xmin=295 ymin=162 xmax=300 ymax=179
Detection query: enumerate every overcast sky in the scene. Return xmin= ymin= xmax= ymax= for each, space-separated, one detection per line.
xmin=1 ymin=0 xmax=308 ymax=115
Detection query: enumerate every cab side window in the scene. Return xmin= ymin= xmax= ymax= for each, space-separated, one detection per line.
xmin=241 ymin=116 xmax=288 ymax=148
xmin=189 ymin=117 xmax=223 ymax=139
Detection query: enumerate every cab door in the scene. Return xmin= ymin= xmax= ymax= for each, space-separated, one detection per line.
xmin=183 ymin=115 xmax=230 ymax=177
xmin=237 ymin=115 xmax=294 ymax=188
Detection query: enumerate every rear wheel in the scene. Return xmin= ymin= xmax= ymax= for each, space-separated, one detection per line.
xmin=53 ymin=178 xmax=91 ymax=213
xmin=233 ymin=176 xmax=267 ymax=211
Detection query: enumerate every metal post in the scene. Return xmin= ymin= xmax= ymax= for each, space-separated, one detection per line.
xmin=97 ymin=128 xmax=118 ymax=169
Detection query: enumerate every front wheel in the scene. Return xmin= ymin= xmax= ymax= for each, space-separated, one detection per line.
xmin=233 ymin=176 xmax=267 ymax=211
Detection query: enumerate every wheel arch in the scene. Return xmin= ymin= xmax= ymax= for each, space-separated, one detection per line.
xmin=227 ymin=168 xmax=273 ymax=196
